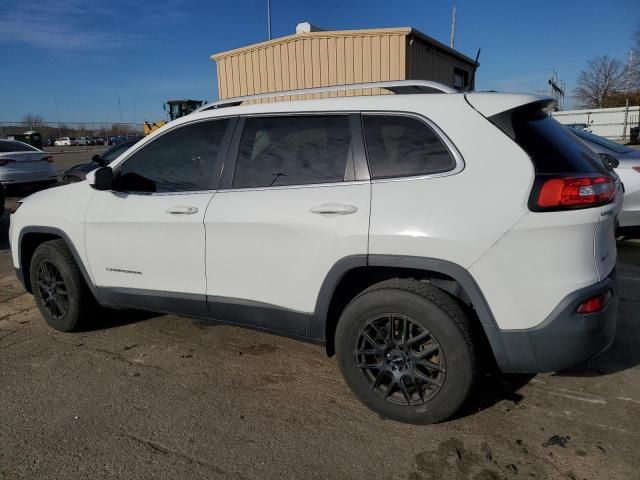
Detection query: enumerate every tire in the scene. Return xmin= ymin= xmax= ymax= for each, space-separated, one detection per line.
xmin=29 ymin=240 xmax=97 ymax=332
xmin=335 ymin=279 xmax=476 ymax=424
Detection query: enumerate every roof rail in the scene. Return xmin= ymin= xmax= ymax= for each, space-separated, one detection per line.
xmin=196 ymin=80 xmax=457 ymax=112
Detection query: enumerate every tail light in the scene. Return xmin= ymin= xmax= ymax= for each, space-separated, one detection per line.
xmin=0 ymin=159 xmax=16 ymax=166
xmin=576 ymin=290 xmax=612 ymax=314
xmin=42 ymin=155 xmax=54 ymax=163
xmin=534 ymin=174 xmax=615 ymax=210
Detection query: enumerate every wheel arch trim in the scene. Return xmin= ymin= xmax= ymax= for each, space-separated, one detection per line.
xmin=17 ymin=226 xmax=102 ymax=302
xmin=312 ymin=254 xmax=510 ymax=368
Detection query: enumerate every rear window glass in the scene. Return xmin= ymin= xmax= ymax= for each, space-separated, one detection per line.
xmin=0 ymin=140 xmax=38 ymax=152
xmin=363 ymin=115 xmax=456 ymax=179
xmin=490 ymin=106 xmax=606 ymax=174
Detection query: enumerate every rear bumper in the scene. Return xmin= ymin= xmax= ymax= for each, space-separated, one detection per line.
xmin=485 ymin=272 xmax=618 ymax=373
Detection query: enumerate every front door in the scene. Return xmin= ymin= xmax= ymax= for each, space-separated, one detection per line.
xmin=85 ymin=118 xmax=233 ymax=313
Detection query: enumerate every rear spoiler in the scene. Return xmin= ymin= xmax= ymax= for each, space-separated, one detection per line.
xmin=464 ymin=92 xmax=556 ymax=118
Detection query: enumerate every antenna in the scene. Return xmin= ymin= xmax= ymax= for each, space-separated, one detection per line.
xmin=548 ymin=68 xmax=565 ymax=110
xmin=450 ymin=5 xmax=457 ymax=49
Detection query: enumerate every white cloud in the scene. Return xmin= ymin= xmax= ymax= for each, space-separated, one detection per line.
xmin=0 ymin=0 xmax=188 ymax=50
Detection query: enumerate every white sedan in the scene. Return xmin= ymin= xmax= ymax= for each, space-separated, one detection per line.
xmin=0 ymin=140 xmax=58 ymax=186
xmin=54 ymin=137 xmax=72 ymax=146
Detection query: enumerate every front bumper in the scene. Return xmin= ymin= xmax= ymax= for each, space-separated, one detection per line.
xmin=485 ymin=272 xmax=618 ymax=373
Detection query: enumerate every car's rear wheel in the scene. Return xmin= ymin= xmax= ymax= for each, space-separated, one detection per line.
xmin=335 ymin=279 xmax=476 ymax=424
xmin=30 ymin=240 xmax=97 ymax=332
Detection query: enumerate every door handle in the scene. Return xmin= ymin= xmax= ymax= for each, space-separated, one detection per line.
xmin=310 ymin=203 xmax=358 ymax=215
xmin=166 ymin=205 xmax=199 ymax=215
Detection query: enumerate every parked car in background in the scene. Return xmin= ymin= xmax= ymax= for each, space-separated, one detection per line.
xmin=570 ymin=128 xmax=640 ymax=229
xmin=62 ymin=139 xmax=138 ymax=183
xmin=0 ymin=139 xmax=57 ymax=187
xmin=9 ymin=81 xmax=622 ymax=424
xmin=74 ymin=137 xmax=88 ymax=146
xmin=54 ymin=137 xmax=72 ymax=146
xmin=566 ymin=122 xmax=592 ymax=132
xmin=91 ymin=137 xmax=106 ymax=145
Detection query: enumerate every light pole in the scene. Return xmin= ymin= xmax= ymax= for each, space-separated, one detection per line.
xmin=267 ymin=0 xmax=272 ymax=40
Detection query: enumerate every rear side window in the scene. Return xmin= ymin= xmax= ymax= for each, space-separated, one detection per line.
xmin=115 ymin=119 xmax=229 ymax=193
xmin=362 ymin=115 xmax=456 ymax=179
xmin=232 ymin=115 xmax=352 ymax=189
xmin=490 ymin=105 xmax=606 ymax=174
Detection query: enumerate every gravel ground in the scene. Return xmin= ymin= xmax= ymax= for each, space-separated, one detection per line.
xmin=0 ymin=211 xmax=639 ymax=479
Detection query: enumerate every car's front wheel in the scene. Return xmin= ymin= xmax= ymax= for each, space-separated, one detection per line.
xmin=30 ymin=240 xmax=97 ymax=332
xmin=335 ymin=279 xmax=476 ymax=424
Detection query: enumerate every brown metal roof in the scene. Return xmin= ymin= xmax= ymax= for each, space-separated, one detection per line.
xmin=211 ymin=26 xmax=477 ymax=66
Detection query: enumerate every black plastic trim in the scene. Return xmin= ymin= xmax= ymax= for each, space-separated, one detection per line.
xmin=491 ymin=271 xmax=618 ymax=373
xmin=99 ymin=287 xmax=209 ymax=317
xmin=207 ymin=295 xmax=308 ymax=337
xmin=17 ymin=226 xmax=103 ymax=302
xmin=308 ymin=254 xmax=368 ymax=340
xmin=349 ymin=113 xmax=370 ymax=181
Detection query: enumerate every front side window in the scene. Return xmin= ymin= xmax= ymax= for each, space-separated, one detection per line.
xmin=232 ymin=115 xmax=352 ymax=189
xmin=102 ymin=142 xmax=135 ymax=164
xmin=363 ymin=115 xmax=456 ymax=179
xmin=115 ymin=119 xmax=229 ymax=193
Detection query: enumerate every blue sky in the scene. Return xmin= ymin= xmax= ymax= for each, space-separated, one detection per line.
xmin=0 ymin=0 xmax=638 ymax=124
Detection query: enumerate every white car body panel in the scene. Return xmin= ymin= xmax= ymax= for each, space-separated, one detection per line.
xmin=616 ymin=166 xmax=640 ymax=227
xmin=204 ymin=182 xmax=370 ymax=313
xmin=9 ymin=183 xmax=94 ymax=277
xmin=84 ymin=190 xmax=215 ymax=294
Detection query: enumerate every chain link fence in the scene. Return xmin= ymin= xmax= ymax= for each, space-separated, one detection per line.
xmin=0 ymin=121 xmax=144 ymax=144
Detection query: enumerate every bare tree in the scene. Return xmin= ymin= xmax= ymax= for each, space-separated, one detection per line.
xmin=21 ymin=113 xmax=45 ymax=130
xmin=574 ymin=56 xmax=625 ymax=108
xmin=630 ymin=24 xmax=640 ymax=90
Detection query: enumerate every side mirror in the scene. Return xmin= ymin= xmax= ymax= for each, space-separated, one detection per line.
xmin=88 ymin=167 xmax=113 ymax=191
xmin=598 ymin=152 xmax=619 ymax=170
xmin=91 ymin=154 xmax=103 ymax=164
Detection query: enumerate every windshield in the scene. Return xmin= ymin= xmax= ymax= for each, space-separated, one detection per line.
xmin=0 ymin=140 xmax=38 ymax=152
xmin=571 ymin=128 xmax=629 ymax=154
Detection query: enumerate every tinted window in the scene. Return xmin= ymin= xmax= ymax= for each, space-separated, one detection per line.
xmin=0 ymin=140 xmax=38 ymax=152
xmin=116 ymin=120 xmax=228 ymax=193
xmin=490 ymin=105 xmax=606 ymax=174
xmin=102 ymin=142 xmax=135 ymax=163
xmin=363 ymin=115 xmax=455 ymax=179
xmin=233 ymin=116 xmax=352 ymax=188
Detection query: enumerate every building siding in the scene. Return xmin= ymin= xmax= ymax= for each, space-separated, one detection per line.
xmin=212 ymin=27 xmax=475 ymax=101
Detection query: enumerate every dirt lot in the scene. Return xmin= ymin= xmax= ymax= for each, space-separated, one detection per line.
xmin=1 ymin=194 xmax=639 ymax=479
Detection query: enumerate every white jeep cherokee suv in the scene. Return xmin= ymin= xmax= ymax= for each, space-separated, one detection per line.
xmin=9 ymin=81 xmax=622 ymax=424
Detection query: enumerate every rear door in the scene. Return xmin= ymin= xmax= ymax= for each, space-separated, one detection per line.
xmin=204 ymin=113 xmax=370 ymax=337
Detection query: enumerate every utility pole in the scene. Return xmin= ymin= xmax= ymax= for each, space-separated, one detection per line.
xmin=450 ymin=5 xmax=456 ymax=49
xmin=54 ymin=95 xmax=61 ymax=138
xmin=623 ymin=49 xmax=633 ymax=140
xmin=267 ymin=0 xmax=272 ymax=40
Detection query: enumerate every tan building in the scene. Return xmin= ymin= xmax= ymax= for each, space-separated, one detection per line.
xmin=211 ymin=25 xmax=478 ymax=102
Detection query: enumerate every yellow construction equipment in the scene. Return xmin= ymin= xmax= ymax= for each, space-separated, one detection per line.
xmin=144 ymin=99 xmax=204 ymax=135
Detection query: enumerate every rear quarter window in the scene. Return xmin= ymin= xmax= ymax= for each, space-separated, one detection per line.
xmin=490 ymin=105 xmax=607 ymax=175
xmin=362 ymin=115 xmax=456 ymax=179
